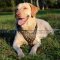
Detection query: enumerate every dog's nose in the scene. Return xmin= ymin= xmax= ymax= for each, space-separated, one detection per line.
xmin=16 ymin=11 xmax=20 ymax=17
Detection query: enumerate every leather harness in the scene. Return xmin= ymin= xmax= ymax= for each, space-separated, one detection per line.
xmin=17 ymin=24 xmax=37 ymax=46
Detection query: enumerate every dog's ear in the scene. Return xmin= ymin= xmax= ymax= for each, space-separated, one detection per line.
xmin=30 ymin=4 xmax=40 ymax=17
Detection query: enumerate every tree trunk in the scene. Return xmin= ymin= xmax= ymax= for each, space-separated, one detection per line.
xmin=31 ymin=0 xmax=33 ymax=4
xmin=36 ymin=0 xmax=39 ymax=7
xmin=11 ymin=0 xmax=15 ymax=14
xmin=41 ymin=0 xmax=45 ymax=10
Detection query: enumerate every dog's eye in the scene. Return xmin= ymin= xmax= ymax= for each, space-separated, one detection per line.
xmin=24 ymin=7 xmax=27 ymax=9
xmin=16 ymin=9 xmax=18 ymax=11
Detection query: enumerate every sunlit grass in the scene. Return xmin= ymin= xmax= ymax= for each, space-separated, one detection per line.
xmin=0 ymin=14 xmax=15 ymax=30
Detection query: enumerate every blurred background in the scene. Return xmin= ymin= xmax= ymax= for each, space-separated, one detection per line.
xmin=0 ymin=0 xmax=60 ymax=12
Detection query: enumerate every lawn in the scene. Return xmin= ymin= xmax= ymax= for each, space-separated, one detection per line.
xmin=0 ymin=9 xmax=60 ymax=60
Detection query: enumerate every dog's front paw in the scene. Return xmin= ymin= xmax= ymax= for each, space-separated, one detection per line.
xmin=18 ymin=52 xmax=25 ymax=59
xmin=29 ymin=50 xmax=36 ymax=55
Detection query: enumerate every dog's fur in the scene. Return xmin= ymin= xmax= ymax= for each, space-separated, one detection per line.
xmin=13 ymin=3 xmax=54 ymax=58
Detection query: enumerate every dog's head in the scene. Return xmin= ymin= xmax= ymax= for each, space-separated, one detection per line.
xmin=15 ymin=3 xmax=39 ymax=26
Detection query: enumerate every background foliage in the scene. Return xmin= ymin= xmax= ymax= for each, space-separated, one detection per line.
xmin=0 ymin=0 xmax=60 ymax=12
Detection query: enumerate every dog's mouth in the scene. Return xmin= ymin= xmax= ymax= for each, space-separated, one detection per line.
xmin=17 ymin=17 xmax=28 ymax=26
xmin=17 ymin=18 xmax=25 ymax=20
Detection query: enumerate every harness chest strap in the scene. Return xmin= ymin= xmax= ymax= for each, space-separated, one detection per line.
xmin=19 ymin=25 xmax=37 ymax=46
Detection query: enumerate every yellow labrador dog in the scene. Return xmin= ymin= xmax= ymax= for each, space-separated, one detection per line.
xmin=13 ymin=3 xmax=54 ymax=58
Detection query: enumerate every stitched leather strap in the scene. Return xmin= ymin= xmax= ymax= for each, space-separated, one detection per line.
xmin=19 ymin=25 xmax=37 ymax=46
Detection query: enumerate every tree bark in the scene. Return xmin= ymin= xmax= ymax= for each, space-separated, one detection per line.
xmin=36 ymin=0 xmax=39 ymax=7
xmin=31 ymin=0 xmax=33 ymax=4
xmin=11 ymin=0 xmax=15 ymax=14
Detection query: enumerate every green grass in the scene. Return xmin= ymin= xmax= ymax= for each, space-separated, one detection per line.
xmin=0 ymin=14 xmax=15 ymax=30
xmin=0 ymin=9 xmax=60 ymax=60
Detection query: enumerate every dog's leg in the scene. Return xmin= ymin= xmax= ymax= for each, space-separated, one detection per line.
xmin=13 ymin=32 xmax=27 ymax=58
xmin=29 ymin=43 xmax=40 ymax=55
xmin=13 ymin=42 xmax=25 ymax=58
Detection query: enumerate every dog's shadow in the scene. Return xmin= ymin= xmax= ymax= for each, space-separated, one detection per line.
xmin=0 ymin=29 xmax=16 ymax=46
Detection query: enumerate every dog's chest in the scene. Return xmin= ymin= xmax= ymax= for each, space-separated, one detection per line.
xmin=20 ymin=26 xmax=37 ymax=46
